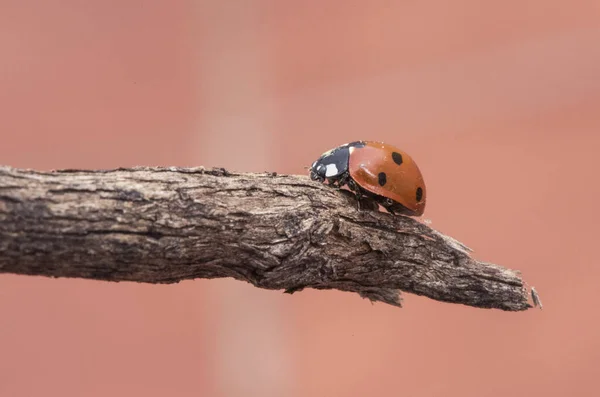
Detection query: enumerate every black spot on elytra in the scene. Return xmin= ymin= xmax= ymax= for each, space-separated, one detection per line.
xmin=416 ymin=187 xmax=423 ymax=202
xmin=378 ymin=172 xmax=387 ymax=186
xmin=392 ymin=152 xmax=403 ymax=165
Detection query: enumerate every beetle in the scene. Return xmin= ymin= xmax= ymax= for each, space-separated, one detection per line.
xmin=309 ymin=141 xmax=426 ymax=216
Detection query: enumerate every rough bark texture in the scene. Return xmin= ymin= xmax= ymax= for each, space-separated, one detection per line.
xmin=0 ymin=165 xmax=536 ymax=311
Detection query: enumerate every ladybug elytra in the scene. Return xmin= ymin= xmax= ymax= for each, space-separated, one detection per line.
xmin=309 ymin=141 xmax=426 ymax=216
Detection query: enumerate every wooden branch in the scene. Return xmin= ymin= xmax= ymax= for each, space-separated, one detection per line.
xmin=0 ymin=165 xmax=537 ymax=311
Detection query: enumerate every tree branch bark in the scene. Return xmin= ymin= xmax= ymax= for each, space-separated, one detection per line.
xmin=0 ymin=165 xmax=536 ymax=311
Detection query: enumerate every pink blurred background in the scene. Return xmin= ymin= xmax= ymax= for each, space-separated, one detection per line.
xmin=1 ymin=1 xmax=599 ymax=396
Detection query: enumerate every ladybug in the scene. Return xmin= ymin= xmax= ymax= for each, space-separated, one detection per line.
xmin=309 ymin=141 xmax=426 ymax=216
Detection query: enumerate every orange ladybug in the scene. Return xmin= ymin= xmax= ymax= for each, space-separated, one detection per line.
xmin=309 ymin=141 xmax=426 ymax=216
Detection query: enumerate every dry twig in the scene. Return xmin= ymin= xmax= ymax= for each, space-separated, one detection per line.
xmin=0 ymin=165 xmax=535 ymax=311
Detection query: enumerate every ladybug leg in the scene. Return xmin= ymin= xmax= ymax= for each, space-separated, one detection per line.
xmin=346 ymin=178 xmax=360 ymax=197
xmin=347 ymin=180 xmax=369 ymax=204
xmin=382 ymin=198 xmax=396 ymax=215
xmin=346 ymin=176 xmax=356 ymax=192
xmin=347 ymin=178 xmax=379 ymax=211
xmin=335 ymin=172 xmax=349 ymax=189
xmin=326 ymin=176 xmax=342 ymax=187
xmin=345 ymin=178 xmax=362 ymax=210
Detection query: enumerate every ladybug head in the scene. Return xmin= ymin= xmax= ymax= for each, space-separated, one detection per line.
xmin=309 ymin=161 xmax=327 ymax=182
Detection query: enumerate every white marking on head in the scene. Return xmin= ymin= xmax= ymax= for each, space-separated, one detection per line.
xmin=325 ymin=163 xmax=339 ymax=177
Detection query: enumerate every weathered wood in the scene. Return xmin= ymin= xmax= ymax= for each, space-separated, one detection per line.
xmin=0 ymin=165 xmax=536 ymax=311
